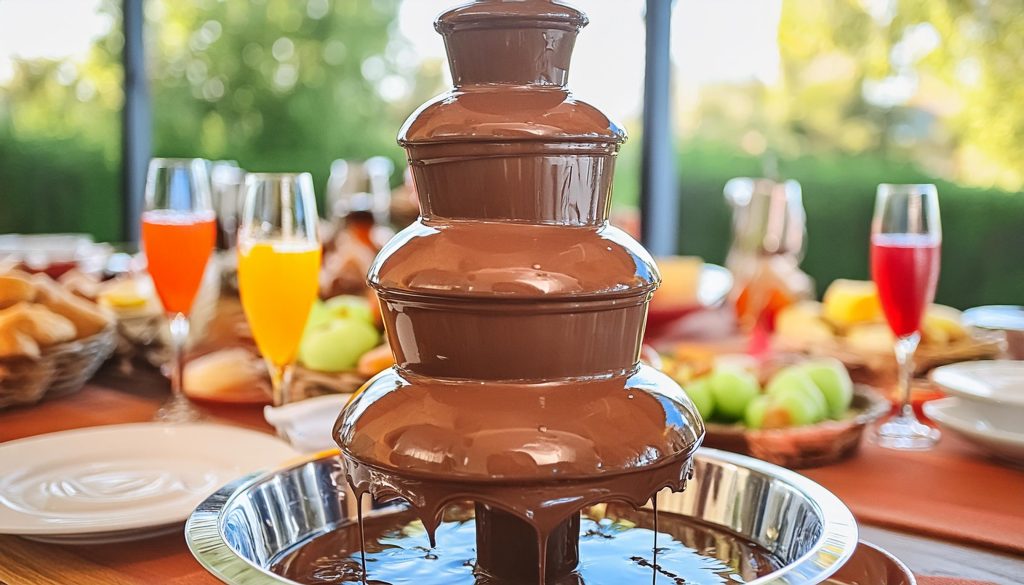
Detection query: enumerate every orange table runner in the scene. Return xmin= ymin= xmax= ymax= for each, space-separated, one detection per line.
xmin=802 ymin=432 xmax=1024 ymax=556
xmin=0 ymin=384 xmax=271 ymax=444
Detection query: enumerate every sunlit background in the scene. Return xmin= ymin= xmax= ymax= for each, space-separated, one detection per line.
xmin=1 ymin=0 xmax=1022 ymax=306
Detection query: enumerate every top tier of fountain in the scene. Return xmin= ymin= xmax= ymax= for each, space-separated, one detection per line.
xmin=397 ymin=0 xmax=625 ymax=225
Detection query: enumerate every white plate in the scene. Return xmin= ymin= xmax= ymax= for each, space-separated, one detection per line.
xmin=22 ymin=523 xmax=183 ymax=545
xmin=0 ymin=423 xmax=299 ymax=539
xmin=923 ymin=398 xmax=1024 ymax=466
xmin=929 ymin=360 xmax=1024 ymax=407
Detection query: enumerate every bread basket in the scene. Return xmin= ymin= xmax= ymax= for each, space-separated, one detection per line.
xmin=0 ymin=324 xmax=117 ymax=409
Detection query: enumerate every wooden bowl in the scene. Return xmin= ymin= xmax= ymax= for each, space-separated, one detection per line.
xmin=701 ymin=385 xmax=890 ymax=469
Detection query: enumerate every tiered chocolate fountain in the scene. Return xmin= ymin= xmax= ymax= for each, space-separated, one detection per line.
xmin=334 ymin=1 xmax=704 ymax=583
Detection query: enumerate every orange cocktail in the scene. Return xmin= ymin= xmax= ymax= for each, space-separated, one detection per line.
xmin=238 ymin=240 xmax=321 ymax=366
xmin=141 ymin=209 xmax=216 ymax=314
xmin=236 ymin=171 xmax=322 ymax=406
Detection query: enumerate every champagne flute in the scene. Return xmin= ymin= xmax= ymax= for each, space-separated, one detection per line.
xmin=141 ymin=158 xmax=217 ymax=422
xmin=237 ymin=173 xmax=322 ymax=406
xmin=870 ymin=184 xmax=942 ymax=450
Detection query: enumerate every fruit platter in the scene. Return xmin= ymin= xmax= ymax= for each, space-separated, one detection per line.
xmin=180 ymin=293 xmax=391 ymax=405
xmin=290 ymin=294 xmax=392 ymax=396
xmin=775 ymin=279 xmax=1003 ymax=380
xmin=661 ymin=351 xmax=889 ymax=467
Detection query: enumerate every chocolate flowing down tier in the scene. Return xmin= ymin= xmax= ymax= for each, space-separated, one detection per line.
xmin=369 ymin=221 xmax=658 ymax=380
xmin=338 ymin=367 xmax=702 ymax=481
xmin=401 ymin=88 xmax=625 ymax=224
xmin=334 ymin=1 xmax=704 ymax=583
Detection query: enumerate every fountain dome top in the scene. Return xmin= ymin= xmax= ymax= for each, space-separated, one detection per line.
xmin=436 ymin=0 xmax=587 ymax=34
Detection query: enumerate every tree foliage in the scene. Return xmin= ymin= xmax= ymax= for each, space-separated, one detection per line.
xmin=688 ymin=0 xmax=1024 ymax=191
xmin=147 ymin=0 xmax=439 ymax=177
xmin=0 ymin=0 xmax=440 ymax=240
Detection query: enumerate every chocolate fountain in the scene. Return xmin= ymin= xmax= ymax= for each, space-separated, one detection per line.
xmin=333 ymin=1 xmax=704 ymax=582
xmin=185 ymin=4 xmax=859 ymax=583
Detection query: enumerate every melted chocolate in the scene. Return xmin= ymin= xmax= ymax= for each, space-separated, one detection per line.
xmin=269 ymin=503 xmax=782 ymax=584
xmin=333 ymin=2 xmax=704 ymax=583
xmin=336 ymin=368 xmax=701 ymax=481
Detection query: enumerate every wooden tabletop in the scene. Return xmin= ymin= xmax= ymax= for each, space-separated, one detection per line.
xmin=1 ymin=364 xmax=1022 ymax=585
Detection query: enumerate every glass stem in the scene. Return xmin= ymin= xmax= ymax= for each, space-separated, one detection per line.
xmin=268 ymin=361 xmax=295 ymax=407
xmin=169 ymin=313 xmax=190 ymax=400
xmin=894 ymin=332 xmax=920 ymax=419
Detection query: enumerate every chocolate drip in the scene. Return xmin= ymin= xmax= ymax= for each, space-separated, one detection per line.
xmin=651 ymin=498 xmax=658 ymax=585
xmin=475 ymin=505 xmax=579 ymax=582
xmin=355 ymin=492 xmax=367 ymax=579
xmin=334 ymin=2 xmax=704 ymax=583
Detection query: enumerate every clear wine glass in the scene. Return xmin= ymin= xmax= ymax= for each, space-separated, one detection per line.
xmin=141 ymin=158 xmax=216 ymax=423
xmin=237 ymin=173 xmax=321 ymax=406
xmin=870 ymin=184 xmax=942 ymax=450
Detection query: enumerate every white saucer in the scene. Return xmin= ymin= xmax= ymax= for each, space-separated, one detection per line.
xmin=0 ymin=423 xmax=299 ymax=542
xmin=924 ymin=397 xmax=1024 ymax=466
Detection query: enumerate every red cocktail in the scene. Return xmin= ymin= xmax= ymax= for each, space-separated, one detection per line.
xmin=871 ymin=233 xmax=940 ymax=337
xmin=870 ymin=184 xmax=942 ymax=450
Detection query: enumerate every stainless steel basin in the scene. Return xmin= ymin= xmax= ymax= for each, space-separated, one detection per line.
xmin=186 ymin=448 xmax=858 ymax=584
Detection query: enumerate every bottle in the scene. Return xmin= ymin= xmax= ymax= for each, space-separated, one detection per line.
xmin=321 ymin=158 xmax=395 ymax=297
xmin=724 ymin=178 xmax=814 ymax=351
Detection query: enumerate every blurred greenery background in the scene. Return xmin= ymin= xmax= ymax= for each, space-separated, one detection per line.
xmin=0 ymin=0 xmax=1022 ymax=307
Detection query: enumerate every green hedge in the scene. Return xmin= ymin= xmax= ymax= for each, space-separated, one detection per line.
xmin=674 ymin=144 xmax=1024 ymax=309
xmin=0 ymin=133 xmax=121 ymax=242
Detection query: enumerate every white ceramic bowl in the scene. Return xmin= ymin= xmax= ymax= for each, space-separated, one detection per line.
xmin=929 ymin=360 xmax=1024 ymax=426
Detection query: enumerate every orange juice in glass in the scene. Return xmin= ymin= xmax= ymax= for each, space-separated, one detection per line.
xmin=237 ymin=172 xmax=321 ymax=405
xmin=238 ymin=240 xmax=321 ymax=366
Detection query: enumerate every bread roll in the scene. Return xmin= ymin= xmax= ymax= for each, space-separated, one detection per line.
xmin=0 ymin=302 xmax=77 ymax=346
xmin=0 ymin=271 xmax=36 ymax=309
xmin=0 ymin=329 xmax=41 ymax=358
xmin=183 ymin=349 xmax=269 ymax=402
xmin=31 ymin=275 xmax=111 ymax=338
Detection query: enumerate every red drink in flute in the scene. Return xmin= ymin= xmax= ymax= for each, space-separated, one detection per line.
xmin=871 ymin=233 xmax=941 ymax=337
xmin=870 ymin=184 xmax=942 ymax=450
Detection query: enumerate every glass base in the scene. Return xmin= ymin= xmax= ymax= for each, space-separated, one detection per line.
xmin=154 ymin=393 xmax=204 ymax=423
xmin=874 ymin=414 xmax=940 ymax=450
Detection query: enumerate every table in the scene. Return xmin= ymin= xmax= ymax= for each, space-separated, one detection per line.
xmin=1 ymin=365 xmax=1022 ymax=585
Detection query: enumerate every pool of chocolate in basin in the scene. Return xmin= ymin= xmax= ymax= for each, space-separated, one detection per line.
xmin=270 ymin=502 xmax=782 ymax=585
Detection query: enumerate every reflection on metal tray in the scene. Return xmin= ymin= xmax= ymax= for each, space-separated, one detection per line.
xmin=186 ymin=448 xmax=858 ymax=585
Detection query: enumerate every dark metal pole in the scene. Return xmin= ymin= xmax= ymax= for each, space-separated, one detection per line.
xmin=640 ymin=0 xmax=678 ymax=256
xmin=121 ymin=0 xmax=150 ymax=243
